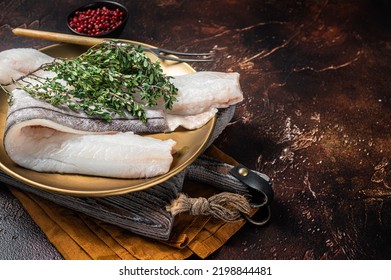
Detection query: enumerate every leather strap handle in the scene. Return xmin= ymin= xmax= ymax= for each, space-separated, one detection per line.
xmin=230 ymin=164 xmax=274 ymax=207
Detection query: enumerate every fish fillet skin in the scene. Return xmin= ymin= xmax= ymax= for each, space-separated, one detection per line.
xmin=4 ymin=123 xmax=176 ymax=179
xmin=6 ymin=89 xmax=169 ymax=134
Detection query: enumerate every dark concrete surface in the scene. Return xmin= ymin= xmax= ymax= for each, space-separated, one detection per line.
xmin=0 ymin=188 xmax=62 ymax=259
xmin=0 ymin=0 xmax=390 ymax=259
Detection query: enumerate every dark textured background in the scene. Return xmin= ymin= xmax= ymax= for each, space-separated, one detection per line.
xmin=0 ymin=0 xmax=390 ymax=259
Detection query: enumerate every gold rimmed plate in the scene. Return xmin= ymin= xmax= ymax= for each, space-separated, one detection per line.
xmin=0 ymin=42 xmax=215 ymax=196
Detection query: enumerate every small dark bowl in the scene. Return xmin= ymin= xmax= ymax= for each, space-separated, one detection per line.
xmin=67 ymin=1 xmax=128 ymax=38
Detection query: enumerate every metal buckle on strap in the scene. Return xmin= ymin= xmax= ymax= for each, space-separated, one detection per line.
xmin=230 ymin=164 xmax=274 ymax=225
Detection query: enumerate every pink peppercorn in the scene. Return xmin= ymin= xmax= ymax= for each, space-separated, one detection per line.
xmin=68 ymin=6 xmax=125 ymax=36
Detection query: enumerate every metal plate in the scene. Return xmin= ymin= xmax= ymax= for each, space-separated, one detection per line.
xmin=0 ymin=42 xmax=215 ymax=196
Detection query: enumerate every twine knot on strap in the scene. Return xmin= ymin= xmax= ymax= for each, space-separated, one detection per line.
xmin=166 ymin=192 xmax=251 ymax=222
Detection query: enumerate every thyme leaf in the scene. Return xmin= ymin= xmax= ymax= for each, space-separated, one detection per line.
xmin=15 ymin=40 xmax=178 ymax=122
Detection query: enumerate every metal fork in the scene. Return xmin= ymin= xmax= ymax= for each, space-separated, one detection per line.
xmin=12 ymin=28 xmax=214 ymax=63
xmin=141 ymin=46 xmax=214 ymax=63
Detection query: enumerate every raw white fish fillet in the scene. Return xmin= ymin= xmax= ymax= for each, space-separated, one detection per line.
xmin=3 ymin=90 xmax=175 ymax=178
xmin=7 ymin=89 xmax=168 ymax=134
xmin=0 ymin=48 xmax=54 ymax=92
xmin=4 ymin=123 xmax=176 ymax=179
xmin=169 ymin=71 xmax=243 ymax=115
xmin=163 ymin=72 xmax=243 ymax=130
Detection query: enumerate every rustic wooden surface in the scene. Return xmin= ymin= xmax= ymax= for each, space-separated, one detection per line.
xmin=0 ymin=0 xmax=390 ymax=259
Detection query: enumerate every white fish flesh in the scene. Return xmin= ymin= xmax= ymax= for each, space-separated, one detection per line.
xmin=169 ymin=71 xmax=243 ymax=115
xmin=165 ymin=108 xmax=218 ymax=131
xmin=4 ymin=123 xmax=176 ymax=179
xmin=0 ymin=48 xmax=55 ymax=92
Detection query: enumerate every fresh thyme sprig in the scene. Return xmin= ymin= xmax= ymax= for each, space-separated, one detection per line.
xmin=16 ymin=40 xmax=178 ymax=122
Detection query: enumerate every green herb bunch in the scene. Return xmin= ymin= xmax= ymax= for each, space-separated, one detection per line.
xmin=18 ymin=41 xmax=178 ymax=122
